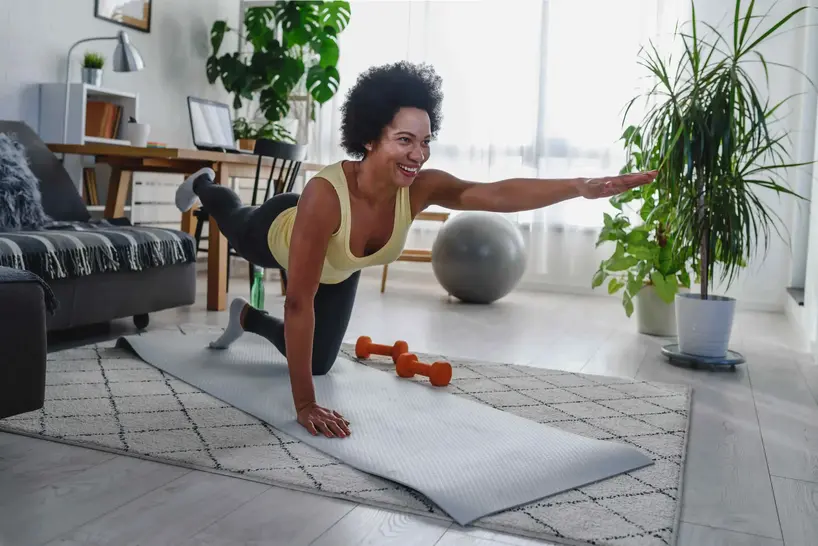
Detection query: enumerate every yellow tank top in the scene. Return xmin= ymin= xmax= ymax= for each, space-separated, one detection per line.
xmin=266 ymin=161 xmax=413 ymax=284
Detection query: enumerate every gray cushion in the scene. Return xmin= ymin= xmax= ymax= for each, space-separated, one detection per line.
xmin=0 ymin=121 xmax=90 ymax=223
xmin=0 ymin=133 xmax=52 ymax=231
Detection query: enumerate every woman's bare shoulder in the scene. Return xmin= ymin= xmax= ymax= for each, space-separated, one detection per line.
xmin=295 ymin=176 xmax=342 ymax=231
xmin=302 ymin=176 xmax=340 ymax=205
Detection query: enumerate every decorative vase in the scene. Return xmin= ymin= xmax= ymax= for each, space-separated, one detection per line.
xmin=675 ymin=292 xmax=736 ymax=358
xmin=635 ymin=284 xmax=677 ymax=337
xmin=81 ymin=68 xmax=103 ymax=87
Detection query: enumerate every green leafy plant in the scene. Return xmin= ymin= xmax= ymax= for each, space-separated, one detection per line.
xmin=83 ymin=52 xmax=105 ymax=69
xmin=207 ymin=1 xmax=351 ymax=142
xmin=592 ymin=126 xmax=695 ymax=316
xmin=627 ymin=0 xmax=811 ymax=300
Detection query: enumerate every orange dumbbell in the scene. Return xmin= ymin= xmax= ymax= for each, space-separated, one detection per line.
xmin=355 ymin=336 xmax=409 ymax=363
xmin=396 ymin=353 xmax=452 ymax=387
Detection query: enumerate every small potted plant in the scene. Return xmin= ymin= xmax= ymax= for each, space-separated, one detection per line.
xmin=82 ymin=52 xmax=105 ymax=87
xmin=233 ymin=117 xmax=296 ymax=151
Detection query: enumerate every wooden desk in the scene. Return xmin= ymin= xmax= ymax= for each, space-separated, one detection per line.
xmin=48 ymin=143 xmax=324 ymax=312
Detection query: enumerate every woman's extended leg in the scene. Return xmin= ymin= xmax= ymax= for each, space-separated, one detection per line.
xmin=175 ymin=167 xmax=297 ymax=268
xmin=176 ymin=167 xmax=298 ymax=349
xmin=213 ymin=271 xmax=361 ymax=375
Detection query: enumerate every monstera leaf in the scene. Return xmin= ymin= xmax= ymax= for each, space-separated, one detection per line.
xmin=249 ymin=40 xmax=288 ymax=82
xmin=260 ymin=87 xmax=291 ymax=122
xmin=210 ymin=21 xmax=230 ymax=55
xmin=311 ymin=27 xmax=339 ymax=68
xmin=273 ymin=1 xmax=322 ymax=47
xmin=318 ymin=1 xmax=351 ymax=33
xmin=205 ymin=55 xmax=220 ymax=85
xmin=271 ymin=56 xmax=305 ymax=96
xmin=244 ymin=7 xmax=276 ymax=51
xmin=306 ymin=64 xmax=341 ymax=104
xmin=253 ymin=55 xmax=304 ymax=121
xmin=207 ymin=53 xmax=253 ymax=108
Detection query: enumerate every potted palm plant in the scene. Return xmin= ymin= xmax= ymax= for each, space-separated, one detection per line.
xmin=592 ymin=126 xmax=695 ymax=336
xmin=630 ymin=0 xmax=809 ymax=357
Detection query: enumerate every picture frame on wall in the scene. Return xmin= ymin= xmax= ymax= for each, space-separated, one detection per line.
xmin=95 ymin=0 xmax=152 ymax=33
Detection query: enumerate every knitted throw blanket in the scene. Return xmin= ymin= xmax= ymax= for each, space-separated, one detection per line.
xmin=0 ymin=220 xmax=196 ymax=285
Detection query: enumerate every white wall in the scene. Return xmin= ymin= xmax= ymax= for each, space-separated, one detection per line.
xmin=0 ymin=0 xmax=238 ymax=147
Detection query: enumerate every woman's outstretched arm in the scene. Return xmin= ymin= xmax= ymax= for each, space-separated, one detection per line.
xmin=413 ymin=168 xmax=658 ymax=213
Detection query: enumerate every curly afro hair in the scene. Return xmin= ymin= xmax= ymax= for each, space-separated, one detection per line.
xmin=340 ymin=61 xmax=443 ymax=159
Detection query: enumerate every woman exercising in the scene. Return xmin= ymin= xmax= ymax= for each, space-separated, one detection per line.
xmin=175 ymin=61 xmax=656 ymax=440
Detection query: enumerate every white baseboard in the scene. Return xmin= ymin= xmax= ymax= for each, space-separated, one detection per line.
xmin=785 ymin=293 xmax=807 ymax=334
xmin=785 ymin=291 xmax=816 ymax=357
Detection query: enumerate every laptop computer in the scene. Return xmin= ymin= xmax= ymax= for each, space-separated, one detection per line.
xmin=187 ymin=96 xmax=252 ymax=154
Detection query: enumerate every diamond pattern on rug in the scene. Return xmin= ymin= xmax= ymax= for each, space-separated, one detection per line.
xmin=0 ymin=326 xmax=691 ymax=546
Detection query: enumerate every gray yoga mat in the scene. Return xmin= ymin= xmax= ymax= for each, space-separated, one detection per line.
xmin=118 ymin=330 xmax=654 ymax=525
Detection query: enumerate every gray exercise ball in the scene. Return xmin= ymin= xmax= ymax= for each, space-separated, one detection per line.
xmin=431 ymin=212 xmax=527 ymax=304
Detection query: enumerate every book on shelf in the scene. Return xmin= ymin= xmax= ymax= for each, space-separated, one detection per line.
xmin=85 ymin=101 xmax=123 ymax=140
xmin=82 ymin=168 xmax=99 ymax=206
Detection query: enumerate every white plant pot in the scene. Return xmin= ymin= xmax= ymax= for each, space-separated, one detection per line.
xmin=635 ymin=284 xmax=677 ymax=337
xmin=675 ymin=292 xmax=736 ymax=358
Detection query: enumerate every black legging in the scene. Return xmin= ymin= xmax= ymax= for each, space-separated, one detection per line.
xmin=192 ymin=172 xmax=359 ymax=375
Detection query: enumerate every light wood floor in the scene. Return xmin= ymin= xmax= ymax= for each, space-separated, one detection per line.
xmin=2 ymin=272 xmax=818 ymax=546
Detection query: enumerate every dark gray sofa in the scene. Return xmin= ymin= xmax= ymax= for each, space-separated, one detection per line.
xmin=0 ymin=121 xmax=197 ymax=332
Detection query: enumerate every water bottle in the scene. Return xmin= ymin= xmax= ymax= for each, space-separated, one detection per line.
xmin=250 ymin=265 xmax=265 ymax=309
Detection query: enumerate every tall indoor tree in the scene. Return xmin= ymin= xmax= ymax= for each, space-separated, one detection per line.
xmin=628 ymin=0 xmax=811 ymax=357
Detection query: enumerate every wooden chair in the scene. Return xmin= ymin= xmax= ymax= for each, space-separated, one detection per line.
xmin=381 ymin=211 xmax=450 ymax=293
xmin=193 ymin=139 xmax=306 ymax=294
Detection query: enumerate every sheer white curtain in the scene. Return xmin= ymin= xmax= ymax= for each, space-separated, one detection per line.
xmin=306 ymin=0 xmax=686 ymax=289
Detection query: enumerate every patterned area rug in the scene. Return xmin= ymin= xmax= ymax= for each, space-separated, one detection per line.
xmin=0 ymin=324 xmax=691 ymax=546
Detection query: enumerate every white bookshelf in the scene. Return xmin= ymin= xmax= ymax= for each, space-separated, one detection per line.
xmin=38 ymin=83 xmax=139 ymax=145
xmin=38 ymin=83 xmax=140 ymax=214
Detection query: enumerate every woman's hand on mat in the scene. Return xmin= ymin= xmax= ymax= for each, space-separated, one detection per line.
xmin=297 ymin=402 xmax=351 ymax=438
xmin=577 ymin=171 xmax=658 ymax=199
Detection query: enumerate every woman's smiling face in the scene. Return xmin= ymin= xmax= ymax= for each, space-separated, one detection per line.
xmin=365 ymin=107 xmax=432 ymax=188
